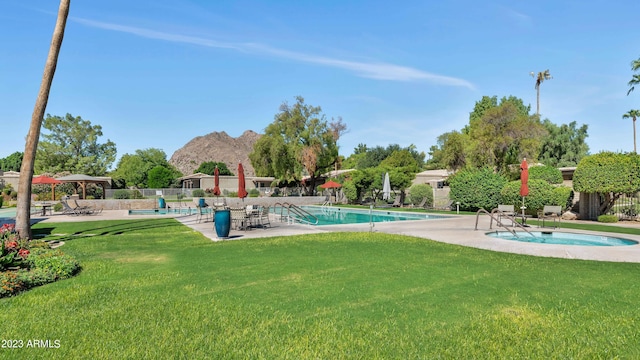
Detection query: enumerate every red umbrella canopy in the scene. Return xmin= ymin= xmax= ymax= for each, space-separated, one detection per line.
xmin=32 ymin=175 xmax=62 ymax=185
xmin=32 ymin=175 xmax=62 ymax=201
xmin=520 ymin=158 xmax=529 ymax=197
xmin=320 ymin=180 xmax=342 ymax=189
xmin=213 ymin=167 xmax=221 ymax=196
xmin=237 ymin=163 xmax=248 ymax=199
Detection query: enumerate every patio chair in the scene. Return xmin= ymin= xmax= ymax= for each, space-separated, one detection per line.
xmin=255 ymin=206 xmax=271 ymax=228
xmin=230 ymin=207 xmax=250 ymax=230
xmin=196 ymin=205 xmax=212 ymax=223
xmin=73 ymin=199 xmax=97 ymax=215
xmin=538 ymin=205 xmax=562 ymax=228
xmin=392 ymin=195 xmax=402 ymax=207
xmin=495 ymin=204 xmax=516 ymax=226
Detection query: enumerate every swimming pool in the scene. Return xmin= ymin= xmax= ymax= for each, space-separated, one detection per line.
xmin=128 ymin=208 xmax=200 ymax=215
xmin=0 ymin=207 xmax=17 ymax=219
xmin=292 ymin=206 xmax=449 ymax=226
xmin=488 ymin=231 xmax=638 ymax=246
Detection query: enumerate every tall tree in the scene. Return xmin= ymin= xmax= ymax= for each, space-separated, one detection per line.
xmin=110 ymin=148 xmax=181 ymax=188
xmin=627 ymin=58 xmax=640 ymax=95
xmin=538 ymin=120 xmax=589 ymax=167
xmin=0 ymin=152 xmax=24 ymax=172
xmin=530 ymin=69 xmax=552 ymax=115
xmin=35 ymin=113 xmax=116 ymax=176
xmin=249 ymin=96 xmax=346 ymax=193
xmin=622 ymin=110 xmax=640 ymax=153
xmin=15 ymin=0 xmax=70 ymax=239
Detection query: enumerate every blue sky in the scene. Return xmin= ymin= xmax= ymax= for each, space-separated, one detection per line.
xmin=2 ymin=1 xmax=640 ymax=165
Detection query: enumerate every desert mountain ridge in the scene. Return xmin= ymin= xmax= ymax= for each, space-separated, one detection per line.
xmin=169 ymin=130 xmax=262 ymax=177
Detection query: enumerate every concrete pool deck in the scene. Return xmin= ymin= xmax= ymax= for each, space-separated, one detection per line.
xmin=15 ymin=209 xmax=640 ymax=263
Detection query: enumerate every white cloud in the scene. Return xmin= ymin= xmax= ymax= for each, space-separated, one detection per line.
xmin=73 ymin=17 xmax=475 ymax=89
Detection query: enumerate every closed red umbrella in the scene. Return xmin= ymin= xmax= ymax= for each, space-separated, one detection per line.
xmin=237 ymin=163 xmax=248 ymax=199
xmin=520 ymin=158 xmax=529 ymax=220
xmin=32 ymin=175 xmax=62 ymax=200
xmin=213 ymin=167 xmax=221 ymax=196
xmin=520 ymin=159 xmax=529 ymax=197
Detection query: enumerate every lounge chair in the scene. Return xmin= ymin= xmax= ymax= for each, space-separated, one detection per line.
xmin=538 ymin=205 xmax=562 ymax=228
xmin=255 ymin=206 xmax=271 ymax=228
xmin=60 ymin=199 xmax=82 ymax=216
xmin=392 ymin=195 xmax=402 ymax=207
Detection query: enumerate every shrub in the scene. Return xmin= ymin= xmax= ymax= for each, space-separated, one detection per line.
xmin=113 ymin=189 xmax=131 ymax=199
xmin=500 ymin=179 xmax=571 ymax=216
xmin=192 ymin=189 xmax=206 ymax=198
xmin=598 ymin=214 xmax=618 ymax=223
xmin=449 ymin=168 xmax=507 ymax=211
xmin=529 ymin=165 xmax=563 ymax=184
xmin=53 ymin=203 xmax=63 ymax=212
xmin=409 ymin=183 xmax=433 ymax=207
xmin=249 ymin=189 xmax=260 ymax=197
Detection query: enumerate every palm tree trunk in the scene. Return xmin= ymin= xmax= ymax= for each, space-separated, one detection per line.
xmin=536 ymin=87 xmax=540 ymax=116
xmin=15 ymin=0 xmax=70 ymax=239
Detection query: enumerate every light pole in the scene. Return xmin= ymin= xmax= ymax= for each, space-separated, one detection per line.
xmin=530 ymin=69 xmax=552 ymax=116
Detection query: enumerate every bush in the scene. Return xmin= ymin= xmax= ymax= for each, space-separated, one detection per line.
xmin=53 ymin=203 xmax=63 ymax=212
xmin=342 ymin=181 xmax=358 ymax=204
xmin=409 ymin=183 xmax=433 ymax=207
xmin=449 ymin=168 xmax=507 ymax=212
xmin=192 ymin=189 xmax=206 ymax=198
xmin=529 ymin=165 xmax=563 ymax=184
xmin=113 ymin=189 xmax=131 ymax=199
xmin=598 ymin=214 xmax=619 ymax=223
xmin=249 ymin=189 xmax=260 ymax=197
xmin=500 ymin=179 xmax=571 ymax=216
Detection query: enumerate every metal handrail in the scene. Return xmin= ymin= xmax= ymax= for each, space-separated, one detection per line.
xmin=273 ymin=202 xmax=319 ymax=225
xmin=475 ymin=208 xmax=536 ymax=238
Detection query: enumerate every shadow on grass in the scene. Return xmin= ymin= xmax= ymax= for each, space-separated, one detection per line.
xmin=34 ymin=219 xmax=186 ymax=243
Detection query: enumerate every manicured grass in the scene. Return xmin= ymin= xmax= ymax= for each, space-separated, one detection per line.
xmin=2 ymin=219 xmax=640 ymax=358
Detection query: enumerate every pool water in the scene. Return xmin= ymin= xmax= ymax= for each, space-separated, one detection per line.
xmin=0 ymin=207 xmax=17 ymax=219
xmin=488 ymin=231 xmax=638 ymax=246
xmin=295 ymin=206 xmax=449 ymax=226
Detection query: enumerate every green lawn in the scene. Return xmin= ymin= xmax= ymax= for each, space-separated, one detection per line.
xmin=1 ymin=219 xmax=639 ymax=359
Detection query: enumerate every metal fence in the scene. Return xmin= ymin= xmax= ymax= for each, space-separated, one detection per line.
xmin=608 ymin=192 xmax=640 ymax=220
xmin=104 ymin=188 xmax=195 ymax=200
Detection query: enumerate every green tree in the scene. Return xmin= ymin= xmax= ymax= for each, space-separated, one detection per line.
xmin=35 ymin=113 xmax=116 ymax=176
xmin=249 ymin=96 xmax=346 ymax=193
xmin=529 ymin=165 xmax=563 ymax=184
xmin=344 ymin=144 xmax=425 ymax=170
xmin=380 ymin=150 xmax=421 ymax=205
xmin=622 ymin=110 xmax=640 ymax=153
xmin=0 ymin=152 xmax=23 ymax=172
xmin=573 ymin=152 xmax=640 ymax=214
xmin=538 ymin=120 xmax=589 ymax=167
xmin=15 ymin=0 xmax=69 ymax=239
xmin=194 ymin=161 xmax=233 ymax=176
xmin=147 ymin=166 xmax=175 ymax=188
xmin=467 ymin=101 xmax=546 ymax=172
xmin=110 ymin=148 xmax=182 ymax=188
xmin=627 ymin=57 xmax=640 ymax=95
xmin=409 ymin=183 xmax=433 ymax=207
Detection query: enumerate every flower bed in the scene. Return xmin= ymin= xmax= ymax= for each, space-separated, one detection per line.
xmin=1 ymin=224 xmax=81 ymax=298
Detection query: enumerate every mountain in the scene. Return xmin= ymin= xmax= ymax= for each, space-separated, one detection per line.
xmin=169 ymin=130 xmax=262 ymax=177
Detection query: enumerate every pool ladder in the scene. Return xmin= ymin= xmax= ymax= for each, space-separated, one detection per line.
xmin=273 ymin=202 xmax=319 ymax=225
xmin=475 ymin=208 xmax=536 ymax=238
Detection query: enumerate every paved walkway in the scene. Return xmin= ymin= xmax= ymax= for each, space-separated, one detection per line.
xmin=20 ymin=210 xmax=640 ymax=263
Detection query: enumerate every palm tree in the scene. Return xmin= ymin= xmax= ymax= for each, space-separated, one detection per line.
xmin=530 ymin=69 xmax=552 ymax=115
xmin=15 ymin=0 xmax=70 ymax=239
xmin=622 ymin=110 xmax=640 ymax=153
xmin=628 ymin=58 xmax=640 ymax=95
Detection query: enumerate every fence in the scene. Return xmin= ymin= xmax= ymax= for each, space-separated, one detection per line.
xmin=609 ymin=192 xmax=640 ymax=220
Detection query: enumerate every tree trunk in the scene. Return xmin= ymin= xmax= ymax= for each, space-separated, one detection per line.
xmin=15 ymin=0 xmax=70 ymax=239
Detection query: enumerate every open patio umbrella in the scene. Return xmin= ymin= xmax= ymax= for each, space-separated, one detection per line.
xmin=382 ymin=172 xmax=391 ymax=201
xmin=237 ymin=163 xmax=248 ymax=200
xmin=32 ymin=175 xmax=62 ymax=201
xmin=520 ymin=158 xmax=529 ymax=219
xmin=320 ymin=180 xmax=342 ymax=189
xmin=213 ymin=166 xmax=221 ymax=196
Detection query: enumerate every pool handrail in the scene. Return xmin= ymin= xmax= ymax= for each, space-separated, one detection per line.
xmin=475 ymin=208 xmax=536 ymax=238
xmin=273 ymin=202 xmax=319 ymax=225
